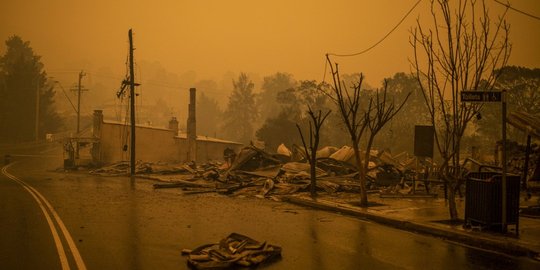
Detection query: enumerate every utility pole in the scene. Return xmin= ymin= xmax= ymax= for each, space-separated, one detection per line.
xmin=128 ymin=29 xmax=136 ymax=176
xmin=116 ymin=29 xmax=139 ymax=176
xmin=70 ymin=71 xmax=88 ymax=159
xmin=76 ymin=71 xmax=86 ymax=159
xmin=35 ymin=78 xmax=40 ymax=143
xmin=77 ymin=71 xmax=86 ymax=136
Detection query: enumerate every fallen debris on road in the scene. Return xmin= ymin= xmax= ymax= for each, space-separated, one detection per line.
xmin=181 ymin=233 xmax=282 ymax=269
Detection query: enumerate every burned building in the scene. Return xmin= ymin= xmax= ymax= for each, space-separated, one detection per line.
xmin=90 ymin=88 xmax=242 ymax=165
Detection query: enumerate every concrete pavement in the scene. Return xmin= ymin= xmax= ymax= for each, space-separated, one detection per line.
xmin=284 ymin=192 xmax=540 ymax=261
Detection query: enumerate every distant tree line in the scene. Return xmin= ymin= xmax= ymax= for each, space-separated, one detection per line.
xmin=0 ymin=36 xmax=62 ymax=143
xmin=1 ymin=35 xmax=537 ymax=156
xmin=199 ymin=67 xmax=539 ymax=157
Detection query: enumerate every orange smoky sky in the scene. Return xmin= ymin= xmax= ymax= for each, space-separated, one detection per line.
xmin=1 ymin=0 xmax=539 ymax=88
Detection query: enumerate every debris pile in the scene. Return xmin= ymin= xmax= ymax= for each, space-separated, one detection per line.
xmin=181 ymin=233 xmax=282 ymax=269
xmin=90 ymin=161 xmax=204 ymax=176
xmin=90 ymin=145 xmax=447 ymax=197
xmin=503 ymin=140 xmax=540 ymax=177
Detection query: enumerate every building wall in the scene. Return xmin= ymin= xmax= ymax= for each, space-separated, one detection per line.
xmin=99 ymin=122 xmax=180 ymax=163
xmin=93 ymin=117 xmax=242 ymax=164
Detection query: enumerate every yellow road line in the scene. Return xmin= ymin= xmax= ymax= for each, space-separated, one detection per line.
xmin=2 ymin=163 xmax=87 ymax=270
xmin=1 ymin=165 xmax=70 ymax=270
xmin=30 ymin=185 xmax=87 ymax=270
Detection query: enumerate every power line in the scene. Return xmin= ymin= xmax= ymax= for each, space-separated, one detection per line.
xmin=85 ymin=71 xmax=230 ymax=98
xmin=493 ymin=0 xmax=540 ymax=21
xmin=53 ymin=80 xmax=78 ymax=113
xmin=327 ymin=0 xmax=422 ymax=57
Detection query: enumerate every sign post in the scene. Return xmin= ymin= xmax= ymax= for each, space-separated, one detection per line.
xmin=501 ymin=90 xmax=507 ymax=233
xmin=461 ymin=90 xmax=507 ymax=233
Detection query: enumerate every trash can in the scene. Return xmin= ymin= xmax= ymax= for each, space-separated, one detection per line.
xmin=4 ymin=154 xmax=11 ymax=165
xmin=464 ymin=172 xmax=520 ymax=231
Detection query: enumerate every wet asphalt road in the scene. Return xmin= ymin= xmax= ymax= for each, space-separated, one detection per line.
xmin=1 ymin=152 xmax=540 ymax=269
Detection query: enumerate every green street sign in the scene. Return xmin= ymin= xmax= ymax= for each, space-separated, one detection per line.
xmin=460 ymin=91 xmax=502 ymax=102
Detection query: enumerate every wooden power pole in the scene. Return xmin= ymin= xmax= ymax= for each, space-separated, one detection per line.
xmin=35 ymin=78 xmax=40 ymax=142
xmin=71 ymin=70 xmax=87 ymax=159
xmin=128 ymin=29 xmax=136 ymax=176
xmin=76 ymin=71 xmax=86 ymax=136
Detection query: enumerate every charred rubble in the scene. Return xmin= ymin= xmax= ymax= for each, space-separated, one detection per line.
xmin=90 ymin=144 xmax=439 ymax=198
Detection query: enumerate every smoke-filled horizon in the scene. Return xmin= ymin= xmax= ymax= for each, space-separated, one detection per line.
xmin=2 ymin=0 xmax=539 ymax=137
xmin=2 ymin=0 xmax=539 ymax=88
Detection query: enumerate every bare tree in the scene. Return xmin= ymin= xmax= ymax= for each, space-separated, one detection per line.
xmin=296 ymin=107 xmax=331 ymax=197
xmin=364 ymin=82 xmax=410 ymax=174
xmin=410 ymin=0 xmax=511 ymax=219
xmin=325 ymin=55 xmax=370 ymax=206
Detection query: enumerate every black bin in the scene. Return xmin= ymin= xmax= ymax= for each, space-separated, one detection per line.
xmin=464 ymin=172 xmax=520 ymax=230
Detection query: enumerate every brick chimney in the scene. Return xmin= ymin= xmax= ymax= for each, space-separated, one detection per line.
xmin=187 ymin=88 xmax=197 ymax=161
xmin=168 ymin=117 xmax=179 ymax=136
xmin=93 ymin=110 xmax=103 ymax=138
xmin=91 ymin=110 xmax=103 ymax=165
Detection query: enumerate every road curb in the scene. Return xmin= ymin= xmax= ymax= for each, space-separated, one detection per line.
xmin=283 ymin=195 xmax=539 ymax=259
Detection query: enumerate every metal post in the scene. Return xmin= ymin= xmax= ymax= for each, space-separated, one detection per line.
xmin=501 ymin=90 xmax=507 ymax=233
xmin=129 ymin=29 xmax=136 ymax=176
xmin=77 ymin=72 xmax=81 ymax=139
xmin=35 ymin=78 xmax=40 ymax=142
xmin=413 ymin=158 xmax=418 ymax=194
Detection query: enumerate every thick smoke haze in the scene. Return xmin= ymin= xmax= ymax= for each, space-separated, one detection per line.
xmin=1 ymin=0 xmax=539 ymax=128
xmin=2 ymin=1 xmax=538 ymax=82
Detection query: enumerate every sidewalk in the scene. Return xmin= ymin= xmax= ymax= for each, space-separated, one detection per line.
xmin=283 ymin=192 xmax=540 ymax=260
